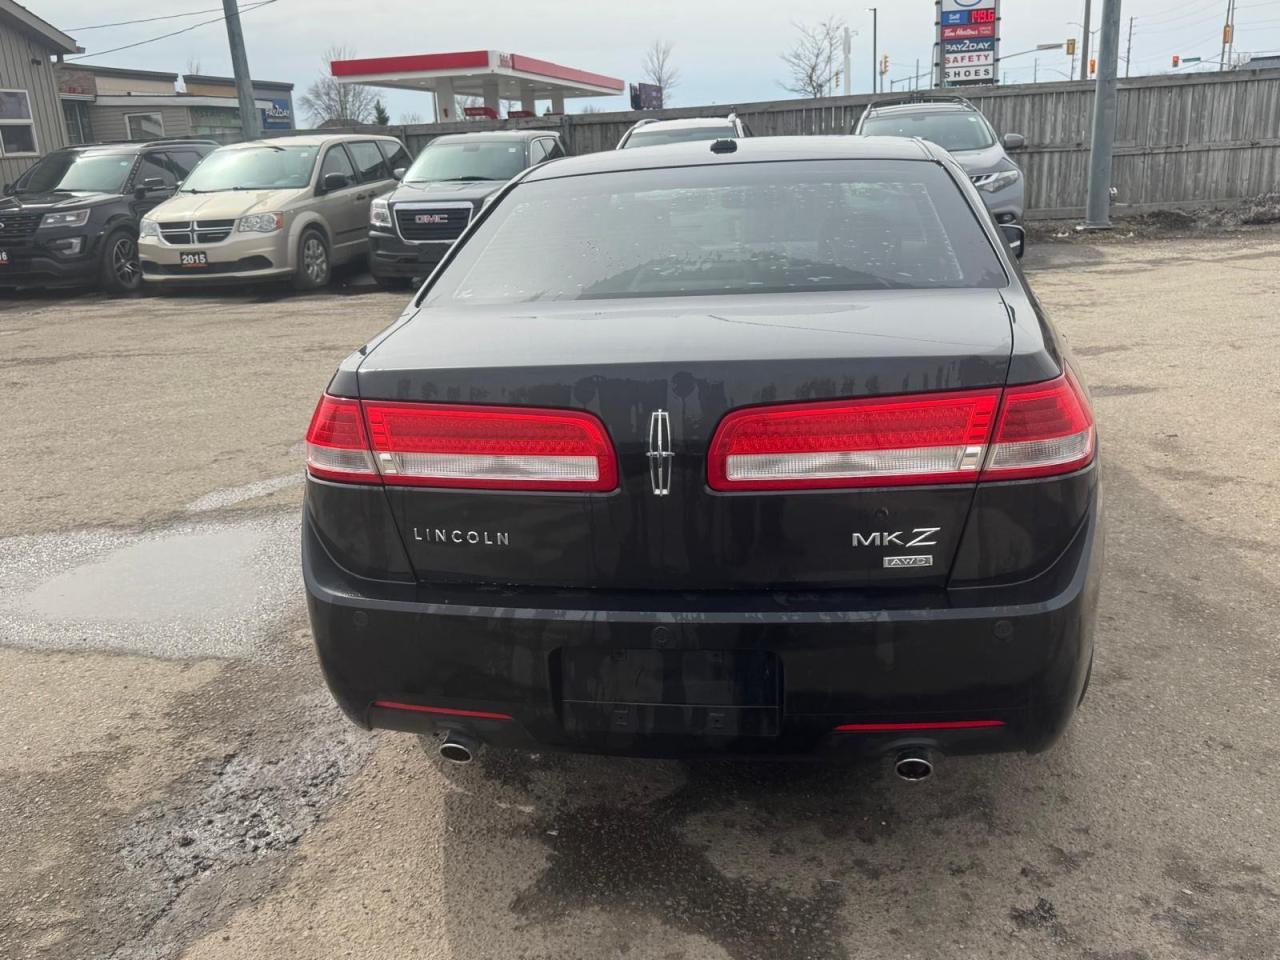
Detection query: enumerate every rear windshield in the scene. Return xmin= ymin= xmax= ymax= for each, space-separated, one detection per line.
xmin=623 ymin=124 xmax=737 ymax=148
xmin=424 ymin=159 xmax=1005 ymax=305
xmin=13 ymin=152 xmax=135 ymax=194
xmin=860 ymin=111 xmax=996 ymax=152
xmin=403 ymin=141 xmax=528 ymax=183
xmin=179 ymin=145 xmax=318 ymax=192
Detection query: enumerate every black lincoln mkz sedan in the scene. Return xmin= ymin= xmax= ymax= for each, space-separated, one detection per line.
xmin=304 ymin=136 xmax=1101 ymax=778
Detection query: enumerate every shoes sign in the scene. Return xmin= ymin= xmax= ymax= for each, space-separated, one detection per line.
xmin=937 ymin=0 xmax=1000 ymax=85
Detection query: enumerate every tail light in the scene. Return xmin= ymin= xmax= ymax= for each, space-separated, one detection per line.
xmin=305 ymin=395 xmax=379 ymax=483
xmin=708 ymin=371 xmax=1093 ymax=491
xmin=708 ymin=389 xmax=1000 ymax=491
xmin=982 ymin=369 xmax=1095 ymax=480
xmin=305 ymin=397 xmax=617 ymax=492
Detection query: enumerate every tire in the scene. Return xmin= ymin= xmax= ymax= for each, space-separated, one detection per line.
xmin=373 ymin=274 xmax=413 ymax=292
xmin=293 ymin=228 xmax=331 ymax=292
xmin=99 ymin=228 xmax=142 ymax=295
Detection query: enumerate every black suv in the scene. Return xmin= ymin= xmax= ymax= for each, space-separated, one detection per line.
xmin=368 ymin=130 xmax=565 ymax=290
xmin=0 ymin=139 xmax=217 ymax=294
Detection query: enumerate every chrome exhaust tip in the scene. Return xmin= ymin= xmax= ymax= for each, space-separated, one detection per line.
xmin=894 ymin=750 xmax=934 ymax=782
xmin=439 ymin=733 xmax=477 ymax=765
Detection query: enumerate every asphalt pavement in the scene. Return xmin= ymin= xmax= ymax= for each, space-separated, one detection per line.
xmin=1 ymin=236 xmax=1277 ymax=960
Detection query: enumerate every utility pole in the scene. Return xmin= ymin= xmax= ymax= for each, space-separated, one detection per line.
xmin=869 ymin=8 xmax=878 ymax=94
xmin=1219 ymin=0 xmax=1235 ymax=71
xmin=1125 ymin=16 xmax=1134 ymax=77
xmin=1080 ymin=0 xmax=1093 ymax=80
xmin=843 ymin=26 xmax=853 ymax=96
xmin=915 ymin=57 xmax=921 ymax=90
xmin=222 ymin=0 xmax=259 ymax=140
xmin=1034 ymin=58 xmax=1039 ymax=83
xmin=1085 ymin=0 xmax=1122 ymax=228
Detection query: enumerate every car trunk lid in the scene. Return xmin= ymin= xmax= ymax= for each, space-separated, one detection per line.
xmin=356 ymin=289 xmax=1013 ymax=590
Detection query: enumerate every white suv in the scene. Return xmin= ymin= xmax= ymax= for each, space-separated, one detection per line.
xmin=616 ymin=114 xmax=751 ymax=149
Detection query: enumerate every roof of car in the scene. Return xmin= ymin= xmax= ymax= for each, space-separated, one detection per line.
xmin=629 ymin=117 xmax=738 ymax=131
xmin=524 ymin=135 xmax=940 ymax=182
xmin=863 ymin=100 xmax=977 ymax=116
xmin=55 ymin=139 xmax=217 ymax=155
xmin=220 ymin=133 xmax=404 ymax=149
xmin=429 ymin=130 xmax=560 ymax=144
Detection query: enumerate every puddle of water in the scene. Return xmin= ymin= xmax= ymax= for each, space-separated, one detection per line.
xmin=0 ymin=514 xmax=302 ymax=660
xmin=24 ymin=527 xmax=269 ymax=622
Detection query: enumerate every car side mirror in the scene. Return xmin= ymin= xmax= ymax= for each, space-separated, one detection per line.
xmin=1002 ymin=133 xmax=1026 ymax=151
xmin=999 ymin=223 xmax=1026 ymax=260
xmin=321 ymin=172 xmax=351 ymax=193
xmin=392 ymin=167 xmax=406 ymax=181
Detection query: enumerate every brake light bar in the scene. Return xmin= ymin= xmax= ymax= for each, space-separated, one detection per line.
xmin=835 ymin=719 xmax=1006 ymax=732
xmin=707 ymin=372 xmax=1093 ymax=491
xmin=305 ymin=397 xmax=618 ymax=492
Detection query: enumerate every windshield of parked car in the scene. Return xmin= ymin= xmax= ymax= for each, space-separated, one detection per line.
xmin=179 ymin=145 xmax=318 ymax=192
xmin=424 ymin=159 xmax=1005 ymax=305
xmin=860 ymin=110 xmax=996 ymax=152
xmin=12 ymin=152 xmax=135 ymax=194
xmin=403 ymin=141 xmax=529 ymax=183
xmin=623 ymin=123 xmax=738 ymax=148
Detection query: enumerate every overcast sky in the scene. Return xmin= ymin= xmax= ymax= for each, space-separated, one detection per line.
xmin=38 ymin=0 xmax=1280 ymax=123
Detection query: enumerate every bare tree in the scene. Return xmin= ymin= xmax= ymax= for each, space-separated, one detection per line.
xmin=642 ymin=39 xmax=680 ymax=105
xmin=298 ymin=45 xmax=379 ymax=126
xmin=780 ymin=17 xmax=846 ymax=98
xmin=578 ymin=103 xmax=603 ymax=114
xmin=399 ymin=112 xmax=426 ymax=125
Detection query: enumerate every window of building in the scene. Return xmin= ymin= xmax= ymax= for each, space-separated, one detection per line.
xmin=125 ymin=112 xmax=164 ymax=141
xmin=62 ymin=100 xmax=93 ymax=146
xmin=0 ymin=89 xmax=38 ymax=157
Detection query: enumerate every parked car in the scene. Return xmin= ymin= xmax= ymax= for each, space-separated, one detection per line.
xmin=138 ymin=134 xmax=408 ymax=291
xmin=853 ymin=95 xmax=1026 ymax=226
xmin=0 ymin=139 xmax=217 ymax=295
xmin=303 ymin=136 xmax=1099 ymax=775
xmin=367 ymin=130 xmax=565 ymax=290
xmin=616 ymin=114 xmax=752 ymax=149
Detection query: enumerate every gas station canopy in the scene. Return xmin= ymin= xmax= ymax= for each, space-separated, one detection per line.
xmin=330 ymin=50 xmax=625 ymax=120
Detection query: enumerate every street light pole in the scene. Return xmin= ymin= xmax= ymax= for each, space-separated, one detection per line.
xmin=869 ymin=8 xmax=878 ymax=94
xmin=1085 ymin=0 xmax=1122 ymax=228
xmin=1125 ymin=16 xmax=1134 ymax=78
xmin=222 ymin=0 xmax=259 ymax=140
xmin=1080 ymin=0 xmax=1093 ymax=80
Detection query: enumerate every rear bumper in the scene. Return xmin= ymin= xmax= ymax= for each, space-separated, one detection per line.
xmin=304 ymin=482 xmax=1102 ymax=759
xmin=368 ymin=230 xmax=448 ymax=278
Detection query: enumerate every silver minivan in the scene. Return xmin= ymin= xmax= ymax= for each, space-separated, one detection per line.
xmin=139 ymin=133 xmax=410 ymax=291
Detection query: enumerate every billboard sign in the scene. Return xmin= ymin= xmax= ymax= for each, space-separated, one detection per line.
xmin=262 ymin=98 xmax=293 ymax=130
xmin=938 ymin=0 xmax=999 ymax=86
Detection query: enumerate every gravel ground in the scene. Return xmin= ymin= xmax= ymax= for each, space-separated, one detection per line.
xmin=1 ymin=239 xmax=1278 ymax=960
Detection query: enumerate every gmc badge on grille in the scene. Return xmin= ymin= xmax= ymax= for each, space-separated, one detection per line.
xmin=415 ymin=214 xmax=448 ymax=224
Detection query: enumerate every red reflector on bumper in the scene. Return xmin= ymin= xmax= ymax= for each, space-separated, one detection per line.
xmin=834 ymin=720 xmax=1006 ymax=732
xmin=372 ymin=700 xmax=513 ymax=721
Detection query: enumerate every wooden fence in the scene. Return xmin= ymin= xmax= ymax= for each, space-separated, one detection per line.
xmin=286 ymin=68 xmax=1280 ymax=219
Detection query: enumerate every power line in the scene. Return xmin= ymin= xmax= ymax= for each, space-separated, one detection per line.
xmin=69 ymin=6 xmax=233 ymax=31
xmin=65 ymin=0 xmax=278 ymax=61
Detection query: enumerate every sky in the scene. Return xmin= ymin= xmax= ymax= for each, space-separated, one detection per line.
xmin=36 ymin=0 xmax=1280 ymax=124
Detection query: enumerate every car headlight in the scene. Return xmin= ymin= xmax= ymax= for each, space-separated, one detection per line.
xmin=39 ymin=209 xmax=90 ymax=229
xmin=236 ymin=212 xmax=285 ymax=233
xmin=975 ymin=169 xmax=1021 ymax=194
xmin=139 ymin=219 xmax=161 ymax=238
